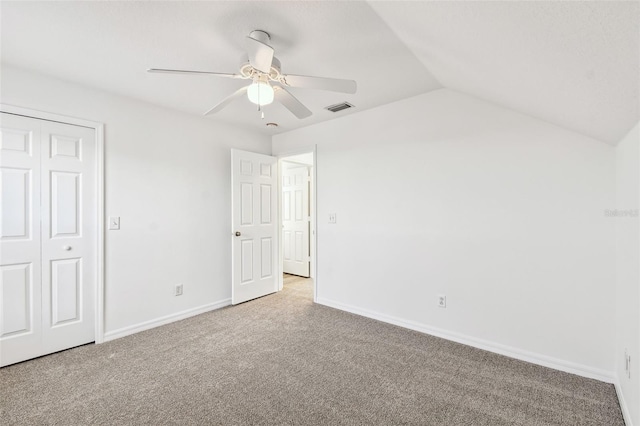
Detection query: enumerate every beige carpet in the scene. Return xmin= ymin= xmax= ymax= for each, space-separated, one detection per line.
xmin=0 ymin=274 xmax=624 ymax=425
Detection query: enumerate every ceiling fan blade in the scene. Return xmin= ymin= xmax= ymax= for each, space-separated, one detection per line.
xmin=274 ymin=86 xmax=312 ymax=119
xmin=245 ymin=36 xmax=274 ymax=74
xmin=280 ymin=74 xmax=357 ymax=94
xmin=148 ymin=68 xmax=243 ymax=79
xmin=203 ymin=86 xmax=249 ymax=116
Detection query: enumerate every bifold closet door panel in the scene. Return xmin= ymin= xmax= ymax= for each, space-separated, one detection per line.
xmin=40 ymin=120 xmax=96 ymax=355
xmin=0 ymin=113 xmax=44 ymax=366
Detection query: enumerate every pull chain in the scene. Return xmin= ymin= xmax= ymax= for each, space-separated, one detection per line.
xmin=255 ymin=79 xmax=266 ymax=119
xmin=257 ymin=91 xmax=265 ymax=119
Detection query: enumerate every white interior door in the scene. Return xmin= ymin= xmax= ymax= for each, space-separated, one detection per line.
xmin=231 ymin=149 xmax=278 ymax=305
xmin=1 ymin=113 xmax=96 ymax=367
xmin=282 ymin=164 xmax=310 ymax=277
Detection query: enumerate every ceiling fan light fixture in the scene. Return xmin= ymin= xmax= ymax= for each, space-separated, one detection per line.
xmin=247 ymin=76 xmax=274 ymax=106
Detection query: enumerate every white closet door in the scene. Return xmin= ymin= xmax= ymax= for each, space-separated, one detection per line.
xmin=0 ymin=113 xmax=96 ymax=367
xmin=40 ymin=120 xmax=96 ymax=355
xmin=0 ymin=113 xmax=43 ymax=366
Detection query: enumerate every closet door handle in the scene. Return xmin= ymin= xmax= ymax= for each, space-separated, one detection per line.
xmin=62 ymin=246 xmax=72 ymax=251
xmin=235 ymin=232 xmax=241 ymax=237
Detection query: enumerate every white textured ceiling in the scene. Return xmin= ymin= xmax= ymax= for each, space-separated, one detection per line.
xmin=369 ymin=0 xmax=640 ymax=145
xmin=1 ymin=1 xmax=638 ymax=143
xmin=0 ymin=1 xmax=440 ymax=135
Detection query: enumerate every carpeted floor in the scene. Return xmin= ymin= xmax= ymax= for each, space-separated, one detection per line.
xmin=0 ymin=274 xmax=624 ymax=425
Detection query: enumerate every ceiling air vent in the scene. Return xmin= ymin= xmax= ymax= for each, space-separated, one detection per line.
xmin=325 ymin=102 xmax=354 ymax=113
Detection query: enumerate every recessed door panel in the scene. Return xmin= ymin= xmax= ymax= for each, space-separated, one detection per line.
xmin=240 ymin=160 xmax=252 ymax=176
xmin=261 ymin=184 xmax=272 ymax=224
xmin=1 ymin=168 xmax=31 ymax=240
xmin=241 ymin=183 xmax=253 ymax=225
xmin=283 ymin=230 xmax=292 ymax=261
xmin=283 ymin=192 xmax=291 ymax=221
xmin=51 ymin=171 xmax=80 ymax=237
xmin=1 ymin=263 xmax=32 ymax=337
xmin=241 ymin=240 xmax=254 ymax=283
xmin=261 ymin=238 xmax=272 ymax=278
xmin=50 ymin=135 xmax=81 ymax=160
xmin=295 ymin=190 xmax=303 ymax=221
xmin=1 ymin=128 xmax=32 ymax=155
xmin=294 ymin=231 xmax=304 ymax=262
xmin=51 ymin=258 xmax=81 ymax=325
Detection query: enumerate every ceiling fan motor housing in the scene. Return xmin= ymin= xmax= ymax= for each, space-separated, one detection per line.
xmin=240 ymin=56 xmax=282 ymax=80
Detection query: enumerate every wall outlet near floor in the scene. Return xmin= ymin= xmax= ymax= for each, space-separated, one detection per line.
xmin=328 ymin=213 xmax=337 ymax=224
xmin=625 ymin=349 xmax=631 ymax=379
xmin=438 ymin=294 xmax=447 ymax=308
xmin=175 ymin=284 xmax=183 ymax=296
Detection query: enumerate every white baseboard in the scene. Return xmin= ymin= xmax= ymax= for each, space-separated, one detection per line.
xmin=615 ymin=377 xmax=634 ymax=426
xmin=102 ymin=299 xmax=231 ymax=342
xmin=316 ymin=297 xmax=614 ymax=384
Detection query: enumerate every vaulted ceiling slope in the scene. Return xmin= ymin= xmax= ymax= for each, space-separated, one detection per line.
xmin=369 ymin=1 xmax=640 ymax=145
xmin=1 ymin=2 xmax=638 ymax=143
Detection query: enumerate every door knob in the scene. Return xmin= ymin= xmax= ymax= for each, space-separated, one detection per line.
xmin=235 ymin=231 xmax=241 ymax=237
xmin=63 ymin=246 xmax=72 ymax=251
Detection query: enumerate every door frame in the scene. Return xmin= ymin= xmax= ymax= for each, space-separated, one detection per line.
xmin=277 ymin=146 xmax=317 ymax=302
xmin=0 ymin=104 xmax=106 ymax=343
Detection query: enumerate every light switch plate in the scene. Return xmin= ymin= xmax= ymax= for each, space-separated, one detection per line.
xmin=108 ymin=217 xmax=120 ymax=230
xmin=329 ymin=213 xmax=337 ymax=224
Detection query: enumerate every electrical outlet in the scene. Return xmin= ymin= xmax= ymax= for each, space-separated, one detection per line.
xmin=328 ymin=213 xmax=337 ymax=224
xmin=438 ymin=294 xmax=446 ymax=308
xmin=175 ymin=284 xmax=183 ymax=296
xmin=108 ymin=216 xmax=120 ymax=230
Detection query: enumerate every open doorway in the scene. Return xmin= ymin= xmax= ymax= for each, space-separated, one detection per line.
xmin=278 ymin=151 xmax=315 ymax=299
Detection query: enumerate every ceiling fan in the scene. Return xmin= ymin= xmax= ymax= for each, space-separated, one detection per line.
xmin=148 ymin=30 xmax=357 ymax=119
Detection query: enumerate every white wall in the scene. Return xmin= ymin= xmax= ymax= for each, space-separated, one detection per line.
xmin=273 ymin=89 xmax=616 ymax=379
xmin=1 ymin=65 xmax=271 ymax=337
xmin=614 ymin=123 xmax=639 ymax=425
